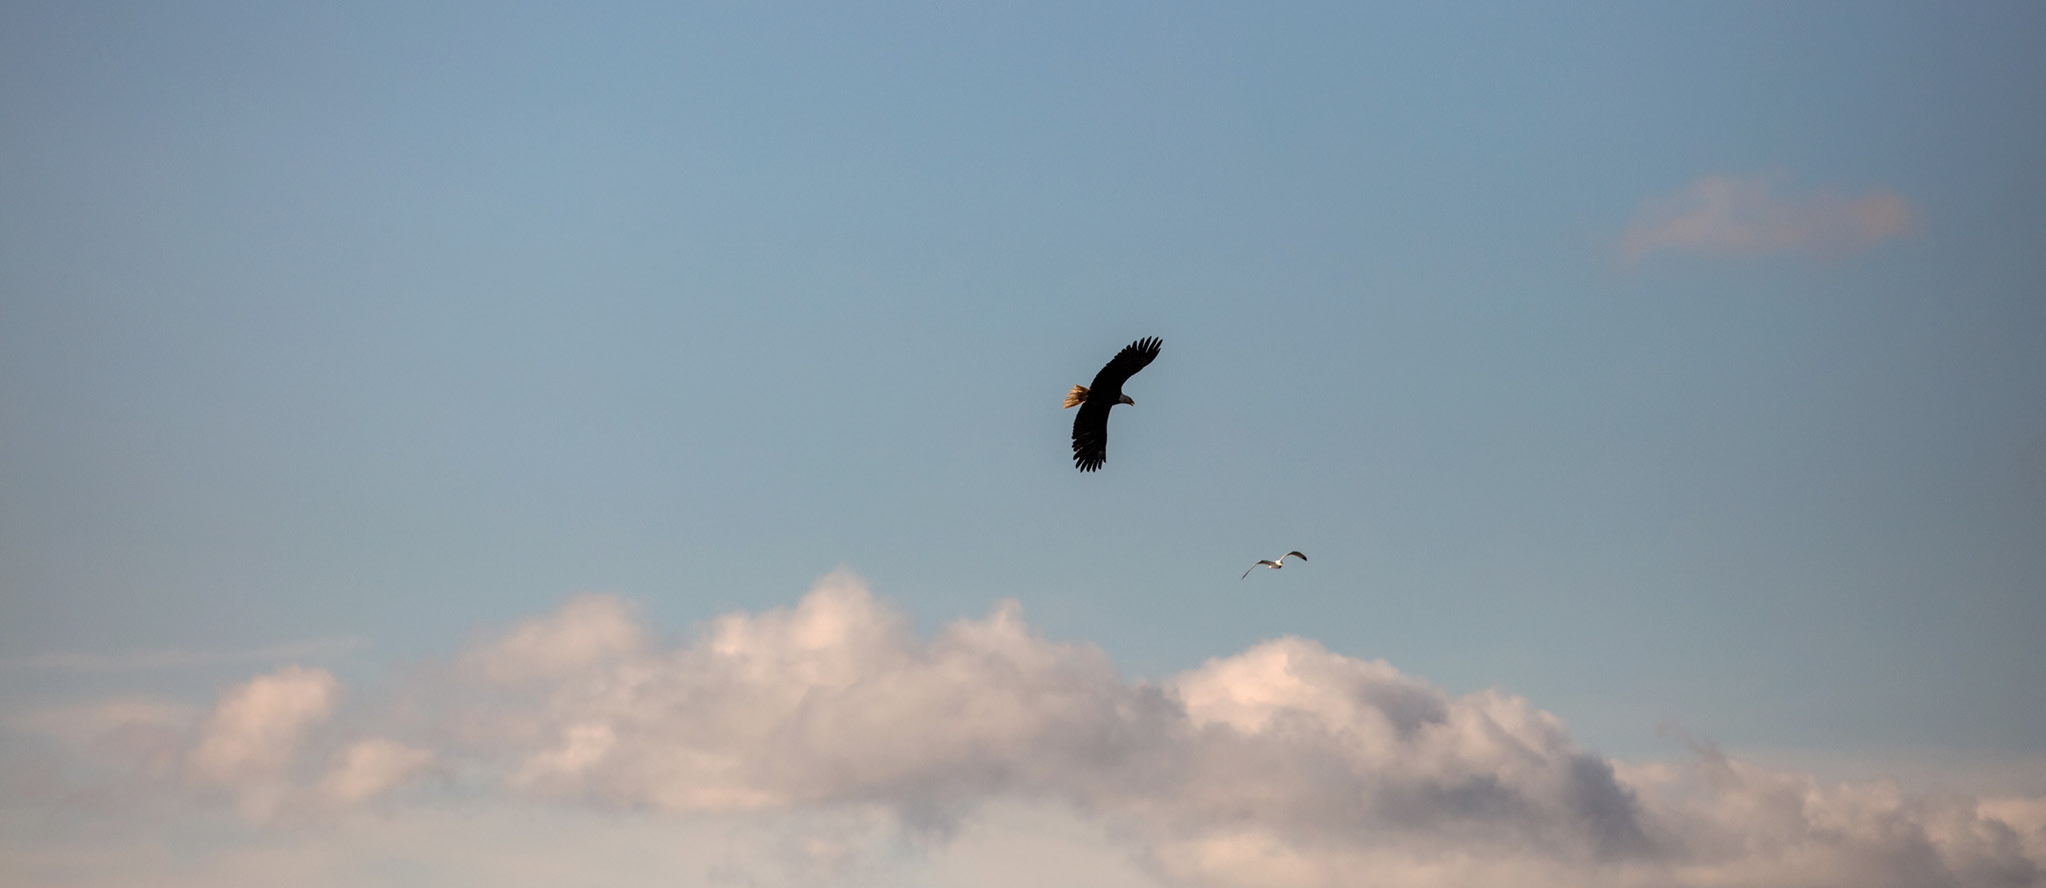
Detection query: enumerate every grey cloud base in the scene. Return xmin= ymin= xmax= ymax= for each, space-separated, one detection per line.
xmin=23 ymin=572 xmax=2046 ymax=888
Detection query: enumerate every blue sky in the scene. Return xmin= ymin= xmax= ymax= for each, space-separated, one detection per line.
xmin=3 ymin=3 xmax=2044 ymax=886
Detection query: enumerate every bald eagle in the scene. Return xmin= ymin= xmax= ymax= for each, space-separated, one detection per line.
xmin=1063 ymin=336 xmax=1162 ymax=472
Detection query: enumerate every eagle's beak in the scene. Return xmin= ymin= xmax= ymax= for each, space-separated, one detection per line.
xmin=1120 ymin=395 xmax=1136 ymax=406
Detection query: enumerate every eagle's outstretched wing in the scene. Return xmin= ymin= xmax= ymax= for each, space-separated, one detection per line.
xmin=1072 ymin=398 xmax=1111 ymax=471
xmin=1088 ymin=336 xmax=1162 ymax=394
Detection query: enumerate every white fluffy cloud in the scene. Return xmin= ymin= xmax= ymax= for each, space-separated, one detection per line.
xmin=1621 ymin=173 xmax=1916 ymax=262
xmin=8 ymin=571 xmax=2041 ymax=887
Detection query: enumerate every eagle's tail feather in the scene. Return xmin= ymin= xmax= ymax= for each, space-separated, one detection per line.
xmin=1063 ymin=385 xmax=1088 ymax=409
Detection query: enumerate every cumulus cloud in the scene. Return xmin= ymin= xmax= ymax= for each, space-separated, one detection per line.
xmin=1620 ymin=173 xmax=1916 ymax=262
xmin=61 ymin=665 xmax=428 ymax=821
xmin=9 ymin=571 xmax=2043 ymax=887
xmin=182 ymin=665 xmax=345 ymax=819
xmin=185 ymin=666 xmax=342 ymax=786
xmin=456 ymin=571 xmax=1171 ymax=820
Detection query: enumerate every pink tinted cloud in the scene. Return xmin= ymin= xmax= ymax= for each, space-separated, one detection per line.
xmin=18 ymin=575 xmax=2046 ymax=887
xmin=184 ymin=666 xmax=341 ymax=786
xmin=1621 ymin=173 xmax=1916 ymax=262
xmin=414 ymin=577 xmax=2046 ymax=886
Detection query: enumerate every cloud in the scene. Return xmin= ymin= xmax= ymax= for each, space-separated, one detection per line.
xmin=185 ymin=666 xmax=342 ymax=786
xmin=458 ymin=571 xmax=1171 ymax=820
xmin=0 ymin=803 xmax=1157 ymax=888
xmin=16 ymin=697 xmax=197 ymax=746
xmin=9 ymin=571 xmax=2043 ymax=887
xmin=182 ymin=666 xmax=347 ymax=820
xmin=1620 ymin=173 xmax=1916 ymax=262
xmin=314 ymin=738 xmax=435 ymax=807
xmin=150 ymin=666 xmax=431 ymax=820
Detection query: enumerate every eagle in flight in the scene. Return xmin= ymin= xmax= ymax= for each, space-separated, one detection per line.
xmin=1064 ymin=336 xmax=1162 ymax=472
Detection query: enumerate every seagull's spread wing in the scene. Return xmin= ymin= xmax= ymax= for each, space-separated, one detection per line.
xmin=1242 ymin=560 xmax=1279 ymax=579
xmin=1285 ymin=551 xmax=1307 ymax=563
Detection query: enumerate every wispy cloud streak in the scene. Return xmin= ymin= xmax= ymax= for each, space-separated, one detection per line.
xmin=1621 ymin=173 xmax=1916 ymax=263
xmin=11 ymin=637 xmax=364 ymax=672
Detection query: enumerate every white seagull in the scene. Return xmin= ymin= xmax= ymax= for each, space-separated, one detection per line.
xmin=1241 ymin=551 xmax=1307 ymax=579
